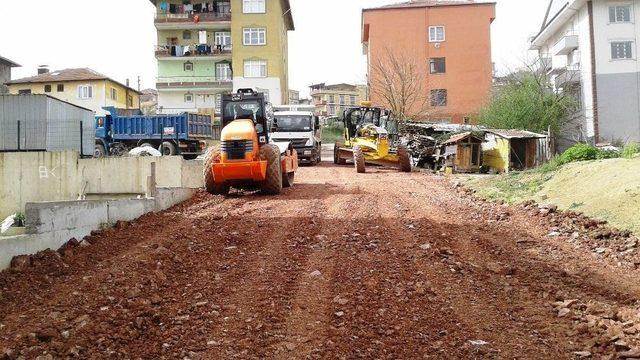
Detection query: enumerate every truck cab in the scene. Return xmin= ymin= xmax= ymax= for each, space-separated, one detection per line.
xmin=271 ymin=107 xmax=322 ymax=164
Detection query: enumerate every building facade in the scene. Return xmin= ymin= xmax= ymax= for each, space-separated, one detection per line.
xmin=150 ymin=0 xmax=293 ymax=115
xmin=362 ymin=0 xmax=496 ymax=123
xmin=0 ymin=56 xmax=20 ymax=94
xmin=531 ymin=0 xmax=640 ymax=146
xmin=310 ymin=83 xmax=368 ymax=117
xmin=6 ymin=68 xmax=141 ymax=116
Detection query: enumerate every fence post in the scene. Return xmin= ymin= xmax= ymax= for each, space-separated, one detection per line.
xmin=17 ymin=120 xmax=20 ymax=151
xmin=80 ymin=121 xmax=84 ymax=157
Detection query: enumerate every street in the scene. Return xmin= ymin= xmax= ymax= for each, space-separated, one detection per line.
xmin=1 ymin=163 xmax=639 ymax=359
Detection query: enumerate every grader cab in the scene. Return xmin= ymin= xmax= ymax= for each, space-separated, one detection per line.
xmin=333 ymin=102 xmax=411 ymax=173
xmin=203 ymin=89 xmax=298 ymax=195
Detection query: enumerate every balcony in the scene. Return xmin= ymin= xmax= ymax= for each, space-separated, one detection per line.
xmin=157 ymin=76 xmax=233 ymax=90
xmin=553 ymin=34 xmax=579 ymax=56
xmin=155 ymin=11 xmax=231 ymax=30
xmin=155 ymin=45 xmax=232 ymax=59
xmin=554 ymin=64 xmax=581 ymax=87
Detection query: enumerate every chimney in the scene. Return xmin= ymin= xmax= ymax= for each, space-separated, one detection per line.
xmin=38 ymin=65 xmax=50 ymax=75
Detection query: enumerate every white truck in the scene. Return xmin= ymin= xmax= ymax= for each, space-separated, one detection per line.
xmin=271 ymin=105 xmax=322 ymax=165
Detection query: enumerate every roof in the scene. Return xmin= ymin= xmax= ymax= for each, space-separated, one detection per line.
xmin=443 ymin=132 xmax=484 ymax=145
xmin=310 ymin=83 xmax=358 ymax=91
xmin=486 ymin=129 xmax=547 ymax=139
xmin=0 ymin=94 xmax=94 ymax=113
xmin=530 ymin=0 xmax=584 ymax=48
xmin=363 ymin=0 xmax=496 ymax=12
xmin=0 ymin=55 xmax=20 ymax=67
xmin=7 ymin=68 xmax=142 ymax=95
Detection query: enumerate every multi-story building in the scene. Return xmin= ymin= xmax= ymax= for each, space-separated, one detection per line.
xmin=362 ymin=0 xmax=496 ymax=123
xmin=6 ymin=68 xmax=141 ymax=116
xmin=0 ymin=56 xmax=20 ymax=94
xmin=531 ymin=0 xmax=640 ymax=146
xmin=310 ymin=83 xmax=368 ymax=117
xmin=150 ymin=0 xmax=294 ymax=115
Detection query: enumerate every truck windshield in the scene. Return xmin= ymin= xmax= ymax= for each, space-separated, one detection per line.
xmin=223 ymin=100 xmax=263 ymax=123
xmin=274 ymin=115 xmax=312 ymax=132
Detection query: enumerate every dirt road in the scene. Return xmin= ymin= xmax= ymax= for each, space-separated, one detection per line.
xmin=1 ymin=163 xmax=640 ymax=359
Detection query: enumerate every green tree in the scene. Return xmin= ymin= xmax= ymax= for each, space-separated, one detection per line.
xmin=479 ymin=68 xmax=576 ymax=136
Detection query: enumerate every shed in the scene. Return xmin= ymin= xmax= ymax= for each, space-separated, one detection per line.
xmin=0 ymin=94 xmax=95 ymax=154
xmin=441 ymin=132 xmax=485 ymax=173
xmin=482 ymin=129 xmax=550 ymax=173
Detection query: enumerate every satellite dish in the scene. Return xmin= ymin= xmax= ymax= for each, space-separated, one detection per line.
xmin=434 ymin=43 xmax=441 ymax=49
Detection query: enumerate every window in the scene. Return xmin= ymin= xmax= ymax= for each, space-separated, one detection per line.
xmin=430 ymin=58 xmax=446 ymax=74
xmin=429 ymin=26 xmax=445 ymax=42
xmin=328 ymin=104 xmax=336 ymax=115
xmin=44 ymin=85 xmax=52 ymax=93
xmin=350 ymin=95 xmax=356 ymax=105
xmin=611 ymin=41 xmax=633 ymax=59
xmin=184 ymin=93 xmax=194 ymax=103
xmin=78 ymin=85 xmax=93 ymax=99
xmin=183 ymin=30 xmax=192 ymax=40
xmin=184 ymin=61 xmax=194 ymax=72
xmin=216 ymin=63 xmax=232 ymax=81
xmin=215 ymin=32 xmax=232 ymax=48
xmin=339 ymin=95 xmax=345 ymax=105
xmin=430 ymin=89 xmax=448 ymax=107
xmin=463 ymin=116 xmax=470 ymax=125
xmin=18 ymin=89 xmax=31 ymax=95
xmin=243 ymin=0 xmax=266 ymax=13
xmin=110 ymin=87 xmax=118 ymax=101
xmin=57 ymin=84 xmax=64 ymax=92
xmin=127 ymin=95 xmax=134 ymax=108
xmin=243 ymin=28 xmax=266 ymax=46
xmin=329 ymin=95 xmax=335 ymax=104
xmin=244 ymin=60 xmax=267 ymax=77
xmin=609 ymin=5 xmax=632 ymax=23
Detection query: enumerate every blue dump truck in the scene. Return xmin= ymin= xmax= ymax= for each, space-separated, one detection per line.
xmin=95 ymin=107 xmax=213 ymax=159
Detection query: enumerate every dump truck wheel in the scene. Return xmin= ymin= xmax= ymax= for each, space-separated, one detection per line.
xmin=203 ymin=147 xmax=229 ymax=195
xmin=259 ymin=144 xmax=283 ymax=195
xmin=282 ymin=171 xmax=295 ymax=188
xmin=353 ymin=146 xmax=366 ymax=173
xmin=398 ymin=145 xmax=412 ymax=173
xmin=94 ymin=144 xmax=106 ymax=158
xmin=160 ymin=141 xmax=177 ymax=156
xmin=334 ymin=143 xmax=347 ymax=165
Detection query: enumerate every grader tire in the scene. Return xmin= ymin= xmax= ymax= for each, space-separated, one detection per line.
xmin=334 ymin=143 xmax=347 ymax=165
xmin=353 ymin=146 xmax=366 ymax=174
xmin=203 ymin=147 xmax=229 ymax=195
xmin=260 ymin=144 xmax=283 ymax=195
xmin=398 ymin=145 xmax=412 ymax=173
xmin=283 ymin=171 xmax=295 ymax=188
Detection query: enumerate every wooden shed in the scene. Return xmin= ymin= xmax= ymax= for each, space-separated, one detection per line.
xmin=482 ymin=130 xmax=550 ymax=173
xmin=442 ymin=132 xmax=484 ymax=173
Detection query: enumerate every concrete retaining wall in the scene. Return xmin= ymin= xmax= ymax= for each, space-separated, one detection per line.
xmin=0 ymin=151 xmax=204 ymax=220
xmin=0 ymin=188 xmax=196 ymax=270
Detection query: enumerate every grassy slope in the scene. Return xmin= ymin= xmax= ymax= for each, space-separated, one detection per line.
xmin=462 ymin=158 xmax=640 ymax=234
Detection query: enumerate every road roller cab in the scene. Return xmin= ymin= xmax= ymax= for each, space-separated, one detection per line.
xmin=203 ymin=89 xmax=298 ymax=195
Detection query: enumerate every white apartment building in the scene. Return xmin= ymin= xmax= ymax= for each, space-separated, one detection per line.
xmin=531 ymin=0 xmax=640 ymax=147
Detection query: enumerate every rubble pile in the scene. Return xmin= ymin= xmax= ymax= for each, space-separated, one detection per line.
xmin=399 ymin=123 xmax=438 ymax=167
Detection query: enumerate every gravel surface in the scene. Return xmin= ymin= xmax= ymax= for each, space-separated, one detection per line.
xmin=1 ymin=163 xmax=639 ymax=359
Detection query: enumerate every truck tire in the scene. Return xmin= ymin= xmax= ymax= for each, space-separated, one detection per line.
xmin=398 ymin=145 xmax=412 ymax=173
xmin=159 ymin=141 xmax=177 ymax=156
xmin=203 ymin=147 xmax=229 ymax=195
xmin=282 ymin=171 xmax=295 ymax=188
xmin=353 ymin=146 xmax=366 ymax=173
xmin=334 ymin=143 xmax=347 ymax=165
xmin=259 ymin=144 xmax=283 ymax=195
xmin=94 ymin=144 xmax=106 ymax=158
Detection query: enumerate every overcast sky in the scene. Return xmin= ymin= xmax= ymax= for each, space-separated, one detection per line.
xmin=0 ymin=0 xmax=549 ymax=98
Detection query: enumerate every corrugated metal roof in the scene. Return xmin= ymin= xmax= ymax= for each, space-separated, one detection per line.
xmin=7 ymin=68 xmax=142 ymax=95
xmin=443 ymin=132 xmax=484 ymax=145
xmin=486 ymin=129 xmax=547 ymax=139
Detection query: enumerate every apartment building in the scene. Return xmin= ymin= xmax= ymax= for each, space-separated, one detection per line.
xmin=362 ymin=0 xmax=496 ymax=123
xmin=150 ymin=0 xmax=294 ymax=115
xmin=309 ymin=83 xmax=368 ymax=117
xmin=531 ymin=0 xmax=640 ymax=146
xmin=0 ymin=56 xmax=20 ymax=94
xmin=6 ymin=68 xmax=141 ymax=116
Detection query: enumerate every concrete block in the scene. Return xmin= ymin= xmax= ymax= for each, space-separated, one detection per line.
xmin=26 ymin=201 xmax=109 ymax=234
xmin=155 ymin=188 xmax=196 ymax=212
xmin=107 ymin=199 xmax=156 ymax=223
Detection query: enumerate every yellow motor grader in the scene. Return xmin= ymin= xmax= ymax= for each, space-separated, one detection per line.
xmin=333 ymin=103 xmax=411 ymax=173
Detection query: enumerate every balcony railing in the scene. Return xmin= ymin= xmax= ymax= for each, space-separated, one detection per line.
xmin=157 ymin=76 xmax=233 ymax=89
xmin=553 ymin=33 xmax=579 ymax=56
xmin=155 ymin=11 xmax=231 ymax=24
xmin=155 ymin=45 xmax=232 ymax=58
xmin=554 ymin=64 xmax=581 ymax=86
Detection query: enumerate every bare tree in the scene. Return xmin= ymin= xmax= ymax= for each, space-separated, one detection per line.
xmin=370 ymin=47 xmax=433 ymax=121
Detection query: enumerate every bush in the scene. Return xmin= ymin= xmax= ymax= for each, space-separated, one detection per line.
xmin=557 ymin=143 xmax=599 ymax=165
xmin=622 ymin=142 xmax=640 ymax=159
